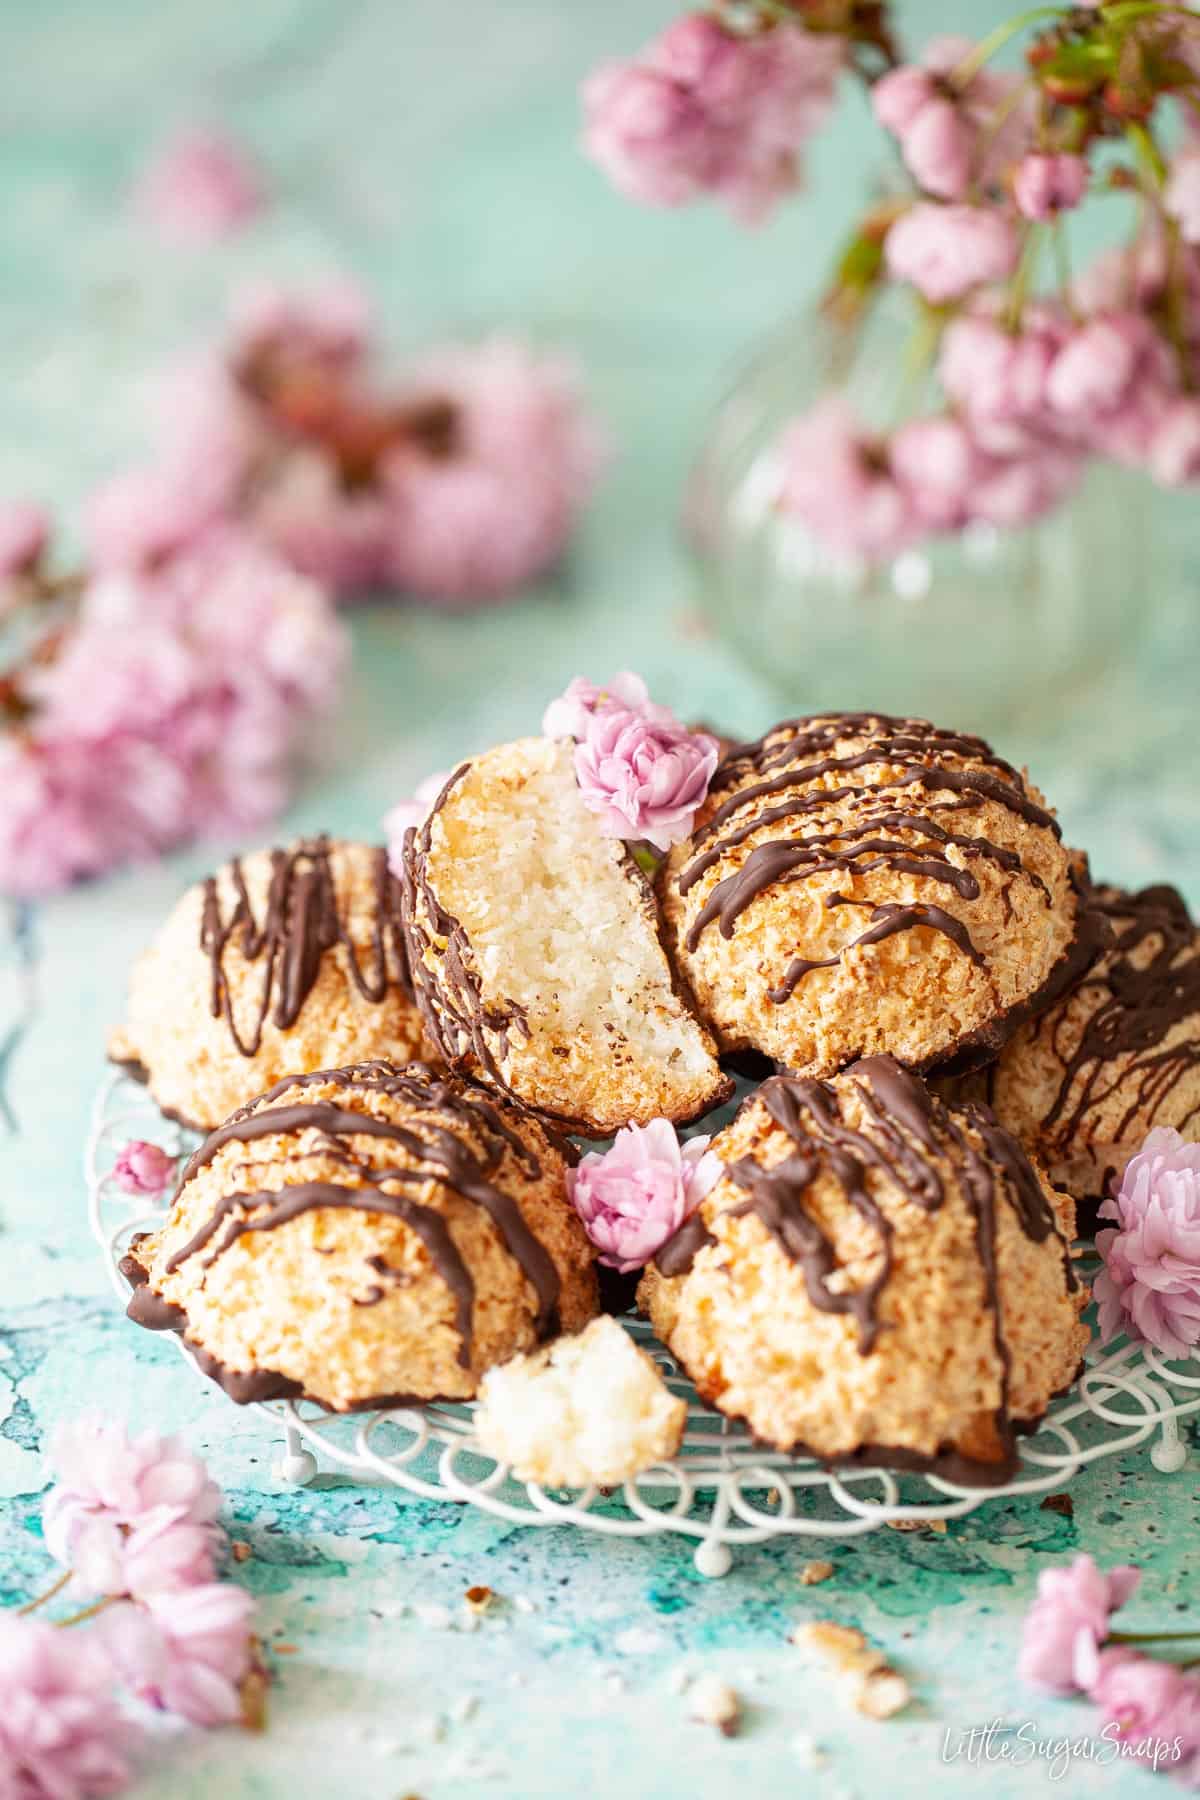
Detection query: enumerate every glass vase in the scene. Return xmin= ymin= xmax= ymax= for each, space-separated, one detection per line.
xmin=683 ymin=304 xmax=1148 ymax=740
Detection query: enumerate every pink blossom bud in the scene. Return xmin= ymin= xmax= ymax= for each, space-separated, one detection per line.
xmin=885 ymin=203 xmax=1018 ymax=305
xmin=900 ymin=97 xmax=973 ymax=200
xmin=1013 ymin=152 xmax=1088 ymax=220
xmin=0 ymin=501 xmax=49 ymax=580
xmin=1150 ymin=398 xmax=1200 ymax=486
xmin=112 ymin=1140 xmax=177 ymax=1197
xmin=872 ymin=65 xmax=936 ymax=136
xmin=1165 ymin=150 xmax=1200 ymax=245
xmin=890 ymin=414 xmax=980 ymax=528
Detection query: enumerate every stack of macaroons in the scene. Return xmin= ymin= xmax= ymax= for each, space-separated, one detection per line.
xmin=110 ymin=695 xmax=1196 ymax=1481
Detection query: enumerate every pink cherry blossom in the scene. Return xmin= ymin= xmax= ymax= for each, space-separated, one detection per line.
xmin=42 ymin=1416 xmax=222 ymax=1599
xmin=1013 ymin=152 xmax=1088 ymax=220
xmin=885 ymin=203 xmax=1018 ymax=304
xmin=250 ymin=450 xmax=391 ymax=596
xmin=1151 ymin=398 xmax=1200 ymax=486
xmin=967 ymin=444 xmax=1082 ymax=528
xmin=1166 ymin=150 xmax=1200 ymax=246
xmin=568 ymin=1119 xmax=722 ymax=1272
xmin=384 ymin=769 xmax=454 ymax=875
xmin=899 ymin=97 xmax=973 ymax=200
xmin=134 ymin=124 xmax=263 ymax=243
xmin=101 ymin=1584 xmax=254 ymax=1727
xmin=228 ymin=277 xmax=371 ymax=373
xmin=0 ymin=1613 xmax=133 ymax=1799
xmin=0 ymin=500 xmax=49 ymax=580
xmin=1018 ymin=1555 xmax=1141 ymax=1695
xmin=582 ymin=12 xmax=841 ymax=225
xmin=776 ymin=395 xmax=919 ymax=562
xmin=1094 ymin=1127 xmax=1200 ymax=1358
xmin=381 ymin=338 xmax=603 ymax=604
xmin=84 ymin=466 xmax=231 ymax=573
xmin=938 ymin=304 xmax=1069 ymax=456
xmin=873 ymin=65 xmax=938 ymax=137
xmin=111 ymin=1141 xmax=176 ymax=1197
xmin=1085 ymin=1649 xmax=1200 ymax=1762
xmin=890 ymin=414 xmax=982 ymax=529
xmin=542 ymin=672 xmax=651 ymax=740
xmin=1046 ymin=311 xmax=1178 ymax=464
xmin=572 ymin=704 xmax=718 ymax=852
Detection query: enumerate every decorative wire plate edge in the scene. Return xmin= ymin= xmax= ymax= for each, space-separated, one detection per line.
xmin=86 ymin=1068 xmax=1200 ymax=1575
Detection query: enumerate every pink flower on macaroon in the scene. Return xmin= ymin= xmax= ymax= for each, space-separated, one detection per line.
xmin=111 ymin=1140 xmax=176 ymax=1198
xmin=1094 ymin=1127 xmax=1200 ymax=1358
xmin=541 ymin=672 xmax=651 ymax=741
xmin=1018 ymin=1555 xmax=1141 ymax=1696
xmin=573 ymin=703 xmax=718 ymax=852
xmin=0 ymin=1612 xmax=134 ymax=1798
xmin=384 ymin=769 xmax=454 ymax=874
xmin=569 ymin=1120 xmax=722 ymax=1273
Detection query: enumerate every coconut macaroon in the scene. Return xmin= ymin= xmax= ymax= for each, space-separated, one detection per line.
xmin=108 ymin=837 xmax=429 ymax=1131
xmin=639 ymin=1057 xmax=1089 ymax=1483
xmin=962 ymin=884 xmax=1200 ymax=1203
xmin=472 ymin=1315 xmax=687 ymax=1487
xmin=399 ymin=738 xmax=730 ymax=1135
xmin=657 ymin=713 xmax=1084 ymax=1079
xmin=120 ymin=1060 xmax=598 ymax=1411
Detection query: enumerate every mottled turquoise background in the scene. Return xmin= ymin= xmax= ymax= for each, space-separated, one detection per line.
xmin=2 ymin=2 xmax=1199 ymax=1795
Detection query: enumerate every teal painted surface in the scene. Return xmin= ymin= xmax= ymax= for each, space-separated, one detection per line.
xmin=2 ymin=2 xmax=1199 ymax=1794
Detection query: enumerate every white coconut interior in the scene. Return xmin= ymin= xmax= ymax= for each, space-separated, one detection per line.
xmin=431 ymin=736 xmax=719 ymax=1118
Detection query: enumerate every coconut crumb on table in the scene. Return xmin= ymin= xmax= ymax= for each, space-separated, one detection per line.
xmin=791 ymin=1621 xmax=911 ymax=1720
xmin=687 ymin=1674 xmax=741 ymax=1736
xmin=799 ymin=1559 xmax=835 ymax=1585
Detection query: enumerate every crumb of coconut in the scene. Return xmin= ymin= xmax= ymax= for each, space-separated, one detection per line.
xmin=473 ymin=1317 xmax=686 ymax=1487
xmin=799 ymin=1560 xmax=835 ymax=1586
xmin=450 ymin=1696 xmax=478 ymax=1725
xmin=513 ymin=1594 xmax=537 ymax=1615
xmin=464 ymin=1585 xmax=495 ymax=1614
xmin=793 ymin=1621 xmax=910 ymax=1720
xmin=231 ymin=1540 xmax=252 ymax=1563
xmin=855 ymin=1668 xmax=911 ymax=1719
xmin=688 ymin=1674 xmax=741 ymax=1736
xmin=790 ymin=1732 xmax=827 ymax=1767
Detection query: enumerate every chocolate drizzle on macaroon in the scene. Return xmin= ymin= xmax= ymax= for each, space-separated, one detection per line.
xmin=123 ymin=1061 xmax=566 ymax=1385
xmin=200 ymin=837 xmax=409 ymax=1058
xmin=1008 ymin=883 xmax=1200 ymax=1151
xmin=676 ymin=714 xmax=1060 ymax=995
xmin=655 ymin=1055 xmax=1076 ymax=1476
xmin=398 ymin=767 xmax=533 ymax=1088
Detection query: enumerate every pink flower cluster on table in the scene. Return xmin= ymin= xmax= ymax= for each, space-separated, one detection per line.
xmin=543 ymin=672 xmax=719 ymax=852
xmin=0 ymin=525 xmax=346 ymax=899
xmin=129 ymin=284 xmax=604 ymax=604
xmin=568 ymin=1118 xmax=722 ymax=1272
xmin=1095 ymin=1129 xmax=1200 ymax=1360
xmin=0 ymin=1418 xmax=259 ymax=1796
xmin=1020 ymin=1556 xmax=1200 ymax=1775
xmin=133 ymin=125 xmax=264 ymax=243
xmin=582 ymin=11 xmax=842 ymax=225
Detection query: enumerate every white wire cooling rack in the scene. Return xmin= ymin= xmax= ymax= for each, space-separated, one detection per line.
xmin=88 ymin=1067 xmax=1200 ymax=1576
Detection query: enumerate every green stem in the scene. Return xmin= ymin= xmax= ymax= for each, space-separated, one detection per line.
xmin=1126 ymin=121 xmax=1167 ymax=190
xmin=16 ymin=1569 xmax=72 ymax=1616
xmin=951 ymin=7 xmax=1066 ymax=89
xmin=1052 ymin=220 xmax=1077 ymax=317
xmin=56 ymin=1595 xmax=118 ymax=1630
xmin=1006 ymin=226 xmax=1044 ymax=331
xmin=890 ymin=305 xmax=943 ymax=427
xmin=1112 ymin=1634 xmax=1200 ymax=1644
